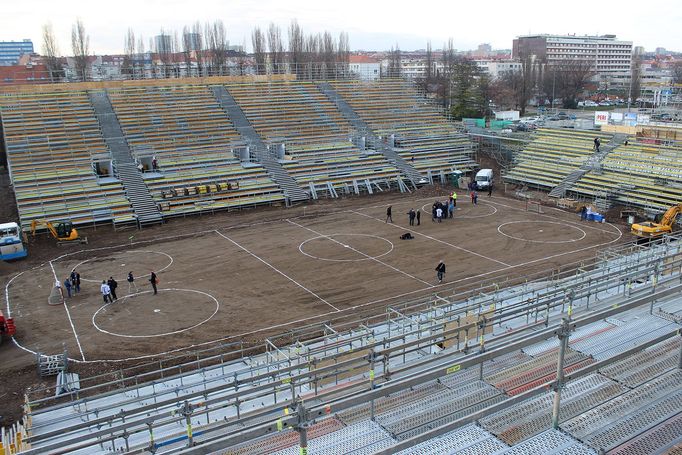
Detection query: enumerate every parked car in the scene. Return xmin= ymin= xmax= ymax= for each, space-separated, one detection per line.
xmin=583 ymin=100 xmax=598 ymax=107
xmin=598 ymin=101 xmax=611 ymax=106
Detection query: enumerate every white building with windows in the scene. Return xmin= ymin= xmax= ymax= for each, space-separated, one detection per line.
xmin=513 ymin=34 xmax=633 ymax=89
xmin=349 ymin=55 xmax=380 ymax=80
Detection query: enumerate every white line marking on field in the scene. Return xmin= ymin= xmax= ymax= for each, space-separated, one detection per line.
xmin=214 ymin=230 xmax=340 ymax=312
xmin=350 ymin=210 xmax=511 ymax=267
xmin=49 ymin=260 xmax=86 ymax=361
xmin=4 ymin=201 xmax=624 ymax=364
xmin=287 ymin=219 xmax=434 ymax=287
xmin=485 ymin=199 xmax=621 ymax=236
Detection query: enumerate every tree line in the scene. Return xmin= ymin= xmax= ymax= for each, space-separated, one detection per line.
xmin=40 ymin=19 xmax=350 ymax=81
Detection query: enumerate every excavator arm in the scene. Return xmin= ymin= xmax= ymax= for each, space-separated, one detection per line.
xmin=660 ymin=204 xmax=682 ymax=228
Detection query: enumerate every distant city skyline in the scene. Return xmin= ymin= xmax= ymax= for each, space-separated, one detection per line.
xmin=2 ymin=0 xmax=680 ymax=56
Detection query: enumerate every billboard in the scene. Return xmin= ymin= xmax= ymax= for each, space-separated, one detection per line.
xmin=637 ymin=114 xmax=650 ymax=125
xmin=594 ymin=111 xmax=609 ymax=126
xmin=624 ymin=112 xmax=638 ymax=126
xmin=610 ymin=112 xmax=623 ymax=123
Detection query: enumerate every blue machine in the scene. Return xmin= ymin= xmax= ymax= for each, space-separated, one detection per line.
xmin=0 ymin=222 xmax=27 ymax=260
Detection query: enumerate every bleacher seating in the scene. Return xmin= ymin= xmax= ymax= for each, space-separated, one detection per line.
xmin=107 ymin=85 xmax=285 ymax=215
xmin=224 ymin=81 xmax=402 ymax=191
xmin=572 ymin=138 xmax=682 ymax=212
xmin=0 ymin=90 xmax=135 ymax=228
xmin=329 ymin=79 xmax=477 ymax=176
xmin=504 ymin=128 xmax=613 ymax=190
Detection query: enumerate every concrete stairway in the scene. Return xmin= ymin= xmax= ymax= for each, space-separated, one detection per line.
xmin=548 ymin=133 xmax=627 ymax=198
xmin=88 ymin=91 xmax=163 ymax=226
xmin=210 ymin=85 xmax=309 ymax=204
xmin=316 ymin=82 xmax=424 ymax=186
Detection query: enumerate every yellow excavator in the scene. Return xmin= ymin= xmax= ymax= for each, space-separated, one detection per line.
xmin=631 ymin=204 xmax=682 ymax=239
xmin=30 ymin=220 xmax=88 ymax=245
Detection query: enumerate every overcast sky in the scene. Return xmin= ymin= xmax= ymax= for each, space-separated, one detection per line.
xmin=3 ymin=0 xmax=680 ymax=56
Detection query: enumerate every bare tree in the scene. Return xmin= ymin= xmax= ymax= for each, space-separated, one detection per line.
xmin=122 ymin=28 xmax=135 ymax=79
xmin=386 ymin=44 xmax=401 ymax=78
xmin=322 ymin=31 xmax=336 ymax=78
xmin=424 ymin=41 xmax=433 ymax=82
xmin=191 ymin=22 xmax=204 ymax=76
xmin=555 ymin=59 xmax=594 ymax=109
xmin=629 ymin=54 xmax=642 ymax=105
xmin=288 ymin=20 xmax=305 ymax=78
xmin=251 ymin=27 xmax=267 ymax=75
xmin=206 ymin=20 xmax=228 ymax=76
xmin=337 ymin=32 xmax=350 ymax=78
xmin=267 ymin=23 xmax=285 ymax=74
xmin=71 ymin=19 xmax=90 ymax=81
xmin=673 ymin=62 xmax=682 ymax=86
xmin=42 ymin=23 xmax=64 ymax=82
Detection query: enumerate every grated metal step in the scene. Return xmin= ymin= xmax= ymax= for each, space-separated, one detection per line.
xmin=607 ymin=412 xmax=682 ymax=455
xmin=492 ymin=429 xmax=596 ymax=455
xmin=395 ymin=424 xmax=504 ymax=455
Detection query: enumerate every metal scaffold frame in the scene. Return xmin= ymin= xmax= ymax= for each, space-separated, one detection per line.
xmin=17 ymin=234 xmax=682 ymax=454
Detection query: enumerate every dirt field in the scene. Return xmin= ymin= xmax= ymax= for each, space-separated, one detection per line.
xmin=3 ymin=188 xmax=627 ymax=367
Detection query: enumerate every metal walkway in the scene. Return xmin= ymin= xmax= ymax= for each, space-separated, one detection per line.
xmin=88 ymin=91 xmax=163 ymax=226
xmin=316 ymin=82 xmax=424 ymax=186
xmin=548 ymin=133 xmax=627 ymax=198
xmin=210 ymin=85 xmax=309 ymax=204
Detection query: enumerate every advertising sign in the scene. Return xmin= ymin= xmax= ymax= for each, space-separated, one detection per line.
xmin=610 ymin=112 xmax=623 ymax=123
xmin=637 ymin=114 xmax=650 ymax=125
xmin=594 ymin=111 xmax=609 ymax=126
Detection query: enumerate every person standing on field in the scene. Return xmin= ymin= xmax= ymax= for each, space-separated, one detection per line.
xmin=150 ymin=271 xmax=158 ymax=295
xmin=386 ymin=205 xmax=393 ymax=223
xmin=435 ymin=260 xmax=446 ymax=283
xmin=108 ymin=277 xmax=118 ymax=301
xmin=101 ymin=280 xmax=113 ymax=303
xmin=127 ymin=271 xmax=139 ymax=293
xmin=63 ymin=277 xmax=72 ymax=298
xmin=416 ymin=209 xmax=421 ymax=226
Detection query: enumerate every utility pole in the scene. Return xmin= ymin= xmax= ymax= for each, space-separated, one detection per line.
xmin=551 ymin=317 xmax=571 ymax=429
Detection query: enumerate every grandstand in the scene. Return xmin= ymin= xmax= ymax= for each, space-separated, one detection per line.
xmin=106 ymin=84 xmax=286 ymax=217
xmin=504 ymin=129 xmax=682 ymax=215
xmin=329 ymin=79 xmax=477 ymax=180
xmin=0 ymin=90 xmax=135 ymax=229
xmin=223 ymin=80 xmax=403 ymax=194
xmin=8 ymin=233 xmax=682 ymax=454
xmin=0 ymin=76 xmax=476 ymax=229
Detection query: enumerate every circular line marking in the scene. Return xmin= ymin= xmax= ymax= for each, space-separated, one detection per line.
xmin=299 ymin=234 xmax=394 ymax=262
xmin=421 ymin=202 xmax=497 ymax=219
xmin=497 ymin=221 xmax=587 ymax=244
xmin=91 ymin=288 xmax=219 ymax=338
xmin=72 ymin=251 xmax=173 ymax=283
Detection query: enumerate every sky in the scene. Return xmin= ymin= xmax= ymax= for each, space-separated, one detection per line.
xmin=2 ymin=0 xmax=680 ymax=56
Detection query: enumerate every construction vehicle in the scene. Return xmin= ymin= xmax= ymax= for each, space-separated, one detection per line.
xmin=0 ymin=222 xmax=27 ymax=260
xmin=631 ymin=204 xmax=682 ymax=239
xmin=30 ymin=220 xmax=88 ymax=245
xmin=0 ymin=309 xmax=16 ymax=344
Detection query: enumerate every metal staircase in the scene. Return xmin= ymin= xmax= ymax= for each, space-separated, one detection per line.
xmin=88 ymin=91 xmax=163 ymax=226
xmin=548 ymin=133 xmax=627 ymax=198
xmin=316 ymin=82 xmax=424 ymax=186
xmin=210 ymin=85 xmax=309 ymax=204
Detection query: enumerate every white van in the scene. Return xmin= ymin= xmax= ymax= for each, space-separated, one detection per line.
xmin=475 ymin=169 xmax=494 ymax=189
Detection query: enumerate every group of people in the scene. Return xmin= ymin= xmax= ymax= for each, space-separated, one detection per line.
xmin=62 ymin=270 xmax=81 ymax=298
xmin=61 ymin=270 xmax=159 ymax=303
xmin=99 ymin=271 xmax=158 ymax=303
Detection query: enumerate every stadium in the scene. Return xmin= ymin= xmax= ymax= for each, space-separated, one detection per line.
xmin=0 ymin=65 xmax=681 ymax=454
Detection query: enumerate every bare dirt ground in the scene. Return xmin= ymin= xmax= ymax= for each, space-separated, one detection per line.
xmin=0 ymin=185 xmax=631 ymax=425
